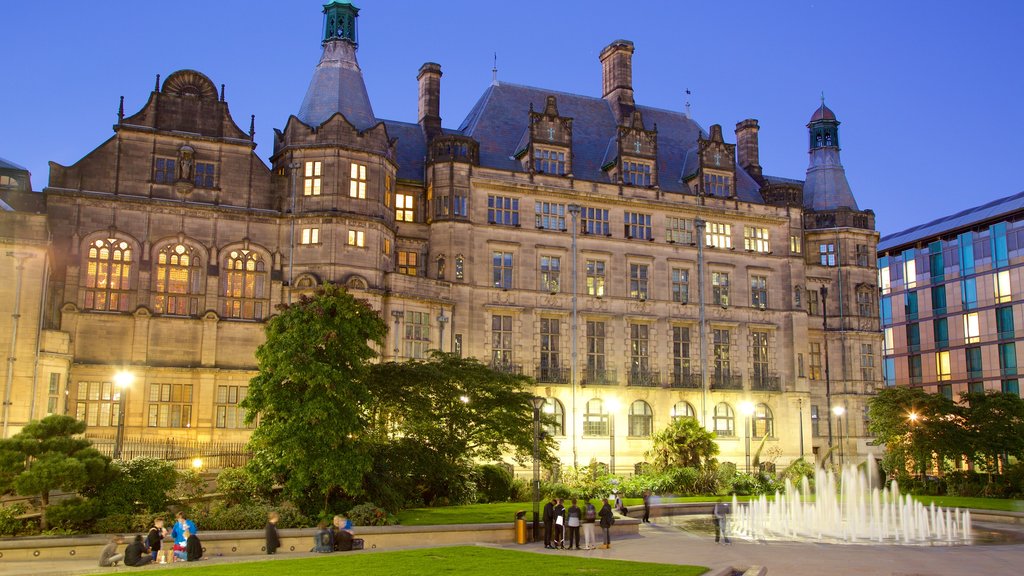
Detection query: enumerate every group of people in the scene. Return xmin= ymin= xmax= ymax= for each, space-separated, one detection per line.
xmin=541 ymin=496 xmax=615 ymax=550
xmin=98 ymin=512 xmax=202 ymax=567
xmin=311 ymin=514 xmax=357 ymax=552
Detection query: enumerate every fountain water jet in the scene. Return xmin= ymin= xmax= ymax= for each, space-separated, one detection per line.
xmin=731 ymin=464 xmax=972 ymax=545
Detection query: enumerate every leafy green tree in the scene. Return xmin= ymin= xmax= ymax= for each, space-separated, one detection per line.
xmin=961 ymin=392 xmax=1024 ymax=473
xmin=100 ymin=457 xmax=178 ymax=514
xmin=645 ymin=417 xmax=719 ymax=471
xmin=868 ymin=386 xmax=960 ymax=477
xmin=0 ymin=415 xmax=111 ymax=529
xmin=242 ymin=284 xmax=387 ymax=515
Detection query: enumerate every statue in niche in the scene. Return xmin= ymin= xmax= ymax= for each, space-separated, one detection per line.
xmin=178 ymin=146 xmax=194 ymax=182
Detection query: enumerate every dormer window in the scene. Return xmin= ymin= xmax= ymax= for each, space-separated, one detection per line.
xmin=533 ymin=147 xmax=566 ymax=175
xmin=623 ymin=160 xmax=652 ymax=187
xmin=703 ymin=171 xmax=731 ymax=197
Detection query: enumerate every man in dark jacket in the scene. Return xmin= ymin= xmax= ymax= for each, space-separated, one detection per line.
xmin=265 ymin=511 xmax=281 ymax=554
xmin=553 ymin=498 xmax=566 ymax=549
xmin=598 ymin=498 xmax=614 ymax=549
xmin=542 ymin=497 xmax=556 ymax=549
xmin=124 ymin=535 xmax=153 ymax=567
xmin=185 ymin=529 xmax=203 ymax=561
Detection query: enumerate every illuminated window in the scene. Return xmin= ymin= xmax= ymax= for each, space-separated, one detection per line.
xmin=629 ymin=263 xmax=649 ymax=299
xmin=705 ymin=222 xmax=732 ymax=248
xmin=154 ymin=243 xmax=201 ymax=316
xmin=713 ymin=403 xmax=735 ymax=436
xmin=396 ymin=193 xmax=415 ymax=222
xmin=404 ymin=311 xmax=430 ymax=359
xmin=215 ymin=385 xmax=253 ymax=429
xmin=936 ymin=351 xmax=951 ymax=381
xmin=222 ymin=249 xmax=267 ymax=320
xmin=382 ymin=238 xmax=391 ymax=255
xmin=147 ymin=383 xmax=193 ymax=428
xmin=347 ymin=230 xmax=365 ymax=247
xmin=672 ymin=401 xmax=696 ymax=421
xmin=349 ymin=163 xmax=367 ymax=198
xmin=534 ymin=147 xmax=566 ymax=174
xmin=790 ymin=235 xmax=802 ymax=254
xmin=753 ymin=404 xmax=774 ymax=438
xmin=883 ymin=327 xmax=894 ymax=354
xmin=301 ymin=228 xmax=320 ymax=245
xmin=995 ymin=270 xmax=1011 ymax=304
xmin=84 ymin=238 xmax=133 ymax=311
xmin=744 ymin=227 xmax=770 ymax=253
xmin=666 ymin=217 xmax=693 ymax=243
xmin=879 ymin=257 xmax=891 ymax=294
xmin=455 ymin=255 xmax=465 ymax=280
xmin=671 ymin=268 xmax=689 ymax=303
xmin=623 ymin=160 xmax=652 ymax=186
xmin=712 ymin=272 xmax=730 ymax=306
xmin=809 ymin=342 xmax=822 ymax=380
xmin=903 ymin=250 xmax=917 ymax=288
xmin=819 ymin=243 xmax=837 ymax=266
xmin=628 ymin=400 xmax=653 ymax=437
xmin=624 ymin=212 xmax=653 ymax=240
xmin=398 ymin=251 xmax=418 ymax=276
xmin=584 ymin=399 xmax=609 ymax=436
xmin=586 ymin=260 xmax=606 ymax=297
xmin=704 ymin=172 xmax=731 ymax=197
xmin=964 ymin=313 xmax=980 ymax=344
xmin=542 ymin=397 xmax=565 ymax=436
xmin=535 ymin=201 xmax=566 ymax=230
xmin=75 ymin=381 xmax=121 ymax=427
xmin=303 ymin=161 xmax=322 ymax=196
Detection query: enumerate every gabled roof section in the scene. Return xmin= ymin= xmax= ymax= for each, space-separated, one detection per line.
xmin=879 ymin=189 xmax=1024 ymax=252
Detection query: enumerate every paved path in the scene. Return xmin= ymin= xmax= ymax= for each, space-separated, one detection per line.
xmin=4 ymin=521 xmax=1024 ymax=576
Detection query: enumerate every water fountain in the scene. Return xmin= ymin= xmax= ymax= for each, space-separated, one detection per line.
xmin=730 ymin=464 xmax=973 ymax=545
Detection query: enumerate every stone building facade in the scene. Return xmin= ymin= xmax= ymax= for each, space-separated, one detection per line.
xmin=6 ymin=2 xmax=881 ymax=472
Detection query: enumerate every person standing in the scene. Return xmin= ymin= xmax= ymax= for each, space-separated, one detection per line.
xmin=98 ymin=535 xmax=124 ymax=567
xmin=542 ymin=497 xmax=556 ymax=549
xmin=581 ymin=499 xmax=597 ymax=550
xmin=642 ymin=490 xmax=652 ymax=523
xmin=146 ymin=518 xmax=167 ymax=563
xmin=713 ymin=499 xmax=732 ymax=544
xmin=124 ymin=534 xmax=153 ymax=567
xmin=553 ymin=498 xmax=566 ymax=549
xmin=598 ymin=497 xmax=614 ymax=549
xmin=265 ymin=511 xmax=281 ymax=554
xmin=565 ymin=498 xmax=582 ymax=550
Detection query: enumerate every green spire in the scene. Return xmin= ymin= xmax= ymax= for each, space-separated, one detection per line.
xmin=321 ymin=1 xmax=359 ymax=45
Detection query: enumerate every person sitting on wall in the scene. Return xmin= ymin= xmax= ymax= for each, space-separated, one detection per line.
xmin=98 ymin=535 xmax=124 ymax=567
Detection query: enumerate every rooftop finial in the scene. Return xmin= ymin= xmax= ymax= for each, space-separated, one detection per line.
xmin=249 ymin=114 xmax=255 ymax=139
xmin=220 ymin=84 xmax=225 ymax=102
xmin=492 ymin=52 xmax=498 ymax=86
xmin=118 ymin=96 xmax=124 ymax=123
xmin=155 ymin=74 xmax=160 ymax=92
xmin=685 ymin=88 xmax=692 ymax=119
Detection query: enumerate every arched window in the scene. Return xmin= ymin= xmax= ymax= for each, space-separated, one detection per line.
xmin=542 ymin=397 xmax=564 ymax=437
xmin=583 ymin=398 xmax=608 ymax=436
xmin=713 ymin=402 xmax=735 ymax=436
xmin=753 ymin=403 xmax=774 ymax=438
xmin=672 ymin=401 xmax=696 ymax=421
xmin=84 ymin=238 xmax=133 ymax=311
xmin=628 ymin=400 xmax=653 ymax=437
xmin=154 ymin=243 xmax=202 ymax=315
xmin=222 ymin=249 xmax=267 ymax=320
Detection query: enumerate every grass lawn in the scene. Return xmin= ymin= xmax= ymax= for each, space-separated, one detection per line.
xmin=911 ymin=495 xmax=1024 ymax=512
xmin=99 ymin=546 xmax=706 ymax=576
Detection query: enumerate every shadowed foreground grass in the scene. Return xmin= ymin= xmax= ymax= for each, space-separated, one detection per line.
xmin=99 ymin=546 xmax=707 ymax=576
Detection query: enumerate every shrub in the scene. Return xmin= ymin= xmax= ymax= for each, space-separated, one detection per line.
xmin=348 ymin=502 xmax=393 ymax=526
xmin=0 ymin=504 xmax=27 ymax=536
xmin=474 ymin=464 xmax=516 ymax=503
xmin=216 ymin=467 xmax=269 ymax=506
xmin=44 ymin=497 xmax=103 ymax=531
xmin=171 ymin=469 xmax=206 ymax=507
xmin=199 ymin=502 xmax=308 ymax=531
xmin=778 ymin=458 xmax=815 ymax=490
xmin=93 ymin=512 xmax=157 ymax=535
xmin=541 ymin=481 xmax=573 ymax=499
xmin=99 ymin=458 xmax=178 ymax=515
xmin=509 ymin=477 xmax=531 ymax=502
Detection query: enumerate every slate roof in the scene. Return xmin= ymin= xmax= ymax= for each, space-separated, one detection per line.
xmin=878 ymin=189 xmax=1024 ymax=252
xmin=0 ymin=157 xmax=29 ymax=172
xmin=297 ymin=40 xmax=377 ymax=131
xmin=382 ymin=120 xmax=427 ymax=181
xmin=802 ymin=147 xmax=859 ymax=211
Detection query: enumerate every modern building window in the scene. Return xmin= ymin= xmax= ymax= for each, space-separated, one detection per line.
xmin=790 ymin=235 xmax=802 ymax=254
xmin=215 ymin=385 xmax=252 ymax=429
xmin=905 ymin=291 xmax=919 ymax=321
xmin=542 ymin=397 xmax=565 ymax=436
xmin=939 ymin=383 xmax=953 ymax=400
xmin=884 ymin=357 xmax=896 ymax=386
xmin=966 ymin=346 xmax=983 ymax=380
xmin=959 ymin=231 xmax=976 ymax=275
xmin=154 ymin=243 xmax=201 ymax=316
xmin=539 ymin=256 xmax=561 ymax=292
xmin=744 ymin=227 xmax=770 ymax=253
xmin=936 ymin=351 xmax=951 ymax=381
xmin=672 ymin=326 xmax=691 ymax=381
xmin=861 ymin=343 xmax=875 ymax=381
xmin=819 ymin=243 xmax=837 ymax=267
xmin=586 ymin=321 xmax=606 ymax=380
xmin=753 ymin=403 xmax=774 ymax=438
xmin=713 ymin=402 xmax=735 ymax=436
xmin=581 ymin=206 xmax=610 ymax=236
xmin=154 ymin=157 xmax=176 ymax=183
xmin=703 ymin=172 xmax=731 ymax=196
xmin=809 ymin=342 xmax=822 ymax=380
xmin=751 ymin=330 xmax=769 ymax=382
xmin=907 ymin=323 xmax=920 ymax=352
xmin=908 ymin=354 xmax=923 ymax=384
xmin=584 ymin=398 xmax=609 ymax=436
xmin=628 ymin=400 xmax=653 ymax=437
xmin=902 ymin=249 xmax=917 ymax=288
xmin=398 ymin=251 xmax=418 ymax=276
xmin=671 ymin=268 xmax=689 ymax=303
xmin=995 ymin=270 xmax=1012 ymax=304
xmin=194 ymin=162 xmax=215 ymax=188
xmin=712 ymin=272 xmax=730 ymax=306
xmin=586 ymin=260 xmax=606 ymax=297
xmin=929 ymin=241 xmax=945 ymax=281
xmin=997 ymin=306 xmax=1015 ymax=339
xmin=751 ymin=275 xmax=768 ymax=309
xmin=303 ymin=161 xmax=322 ymax=196
xmin=964 ymin=312 xmax=981 ymax=344
xmin=705 ymin=222 xmax=732 ymax=249
xmin=1002 ymin=379 xmax=1020 ymax=396
xmin=934 ymin=317 xmax=949 ymax=349
xmin=539 ymin=318 xmax=561 ymax=379
xmin=349 ymin=163 xmax=367 ymax=198
xmin=961 ymin=278 xmax=978 ymax=310
xmin=667 ymin=217 xmax=693 ymax=243
xmin=991 ymin=222 xmax=1009 ymax=268
xmin=491 ymin=314 xmax=514 ymax=367
xmin=75 ymin=381 xmax=120 ymax=427
xmin=403 ymin=311 xmax=430 ymax=359
xmin=396 ymin=193 xmax=415 ymax=222
xmin=1000 ymin=342 xmax=1017 ymax=377
xmin=347 ymin=230 xmax=365 ymax=247
xmin=623 ymin=160 xmax=652 ymax=186
xmin=301 ymin=227 xmax=320 ymax=245
xmin=84 ymin=238 xmax=133 ymax=312
xmin=629 ymin=263 xmax=649 ymax=300
xmin=713 ymin=328 xmax=731 ymax=380
xmin=857 ymin=287 xmax=874 ymax=317
xmin=624 ymin=212 xmax=653 ymax=240
xmin=931 ymin=285 xmax=947 ymax=315
xmin=535 ymin=201 xmax=566 ymax=230
xmin=487 ymin=195 xmax=519 ymax=226
xmin=222 ymin=249 xmax=266 ymax=320
xmin=883 ymin=327 xmax=894 ymax=354
xmin=492 ymin=251 xmax=514 ymax=289
xmin=629 ymin=323 xmax=650 ymax=377
xmin=672 ymin=401 xmax=696 ymax=421
xmin=534 ymin=148 xmax=566 ymax=174
xmin=147 ymin=383 xmax=192 ymax=428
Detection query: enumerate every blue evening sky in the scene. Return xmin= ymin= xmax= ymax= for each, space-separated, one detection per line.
xmin=2 ymin=1 xmax=1021 ymax=237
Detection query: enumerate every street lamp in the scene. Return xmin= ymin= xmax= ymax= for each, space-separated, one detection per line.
xmin=739 ymin=401 xmax=755 ymax=473
xmin=832 ymin=405 xmax=846 ymax=467
xmin=820 ymin=285 xmax=834 ymax=465
xmin=606 ymin=397 xmax=620 ymax=475
xmin=113 ymin=370 xmax=134 ymax=460
xmin=191 ymin=457 xmax=204 ymax=471
xmin=568 ymin=203 xmax=581 ymax=468
xmin=529 ymin=396 xmax=545 ymax=542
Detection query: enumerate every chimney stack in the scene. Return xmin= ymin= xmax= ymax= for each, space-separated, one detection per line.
xmin=735 ymin=119 xmax=763 ymax=182
xmin=417 ymin=62 xmax=442 ymax=139
xmin=599 ymin=40 xmax=635 ymax=124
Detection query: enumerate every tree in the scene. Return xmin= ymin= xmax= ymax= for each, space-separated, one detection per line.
xmin=868 ymin=387 xmax=960 ymax=478
xmin=0 ymin=415 xmax=111 ymax=529
xmin=100 ymin=457 xmax=178 ymax=514
xmin=961 ymin=392 xmax=1024 ymax=473
xmin=242 ymin=284 xmax=387 ymax=515
xmin=645 ymin=417 xmax=719 ymax=471
xmin=363 ymin=352 xmax=553 ymax=506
